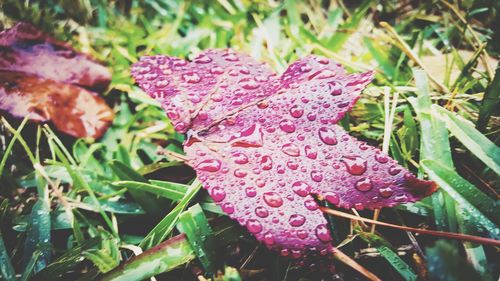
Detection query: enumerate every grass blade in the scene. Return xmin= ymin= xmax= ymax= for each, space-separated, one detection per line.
xmin=432 ymin=105 xmax=500 ymax=174
xmin=113 ymin=180 xmax=188 ymax=201
xmin=23 ymin=198 xmax=51 ymax=273
xmin=477 ymin=62 xmax=500 ymax=131
xmin=358 ymin=230 xmax=418 ymax=281
xmin=409 ymin=68 xmax=455 ymax=232
xmin=177 ymin=204 xmax=217 ymax=275
xmin=101 ymin=234 xmax=195 ymax=281
xmin=0 ymin=232 xmax=16 ymax=281
xmin=326 ymin=0 xmax=372 ymax=52
xmin=33 ymin=238 xmax=101 ymax=280
xmin=421 ymin=160 xmax=500 ymax=238
xmin=140 ymin=179 xmax=202 ymax=249
xmin=376 ymin=245 xmax=417 ymax=281
xmin=20 ymin=250 xmax=41 ymax=281
xmin=109 ymin=160 xmax=164 ymax=218
xmin=0 ymin=116 xmax=30 ymax=177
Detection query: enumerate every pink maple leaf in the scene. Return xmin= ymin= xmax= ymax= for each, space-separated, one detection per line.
xmin=131 ymin=49 xmax=437 ymax=257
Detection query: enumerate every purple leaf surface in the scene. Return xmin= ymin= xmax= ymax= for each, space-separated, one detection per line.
xmin=131 ymin=49 xmax=437 ymax=257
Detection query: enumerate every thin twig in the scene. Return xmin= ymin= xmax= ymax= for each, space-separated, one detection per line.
xmin=321 ymin=207 xmax=500 ymax=246
xmin=332 ymin=248 xmax=382 ymax=281
xmin=440 ymin=0 xmax=494 ymax=79
xmin=157 ymin=147 xmax=189 ymax=162
xmin=379 ymin=21 xmax=450 ymax=94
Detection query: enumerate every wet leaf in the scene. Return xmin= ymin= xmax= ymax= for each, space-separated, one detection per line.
xmin=0 ymin=22 xmax=110 ymax=90
xmin=131 ymin=49 xmax=437 ymax=256
xmin=0 ymin=23 xmax=114 ymax=139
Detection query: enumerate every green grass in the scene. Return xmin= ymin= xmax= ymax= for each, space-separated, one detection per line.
xmin=0 ymin=0 xmax=499 ymax=280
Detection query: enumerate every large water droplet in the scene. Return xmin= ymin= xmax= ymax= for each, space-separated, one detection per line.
xmin=328 ymin=81 xmax=343 ymax=96
xmin=232 ymin=152 xmax=249 ymax=164
xmin=297 ymin=229 xmax=308 ymax=239
xmin=305 ymin=145 xmax=317 ymax=159
xmin=173 ymin=59 xmax=187 ymax=67
xmin=182 ymin=72 xmax=201 ymax=83
xmin=174 ymin=122 xmax=186 ymax=132
xmin=341 ymin=156 xmax=367 ymax=175
xmin=231 ymin=98 xmax=243 ymax=106
xmin=239 ymin=67 xmax=250 ymax=74
xmin=388 ymin=165 xmax=401 ymax=175
xmin=221 ymin=202 xmax=235 ymax=214
xmin=239 ymin=78 xmax=259 ymax=90
xmin=255 ymin=74 xmax=271 ymax=82
xmin=252 ymin=180 xmax=264 ymax=190
xmin=246 ymin=219 xmax=263 ymax=233
xmin=286 ymin=161 xmax=299 ymax=170
xmin=263 ymin=192 xmax=283 ymax=207
xmin=167 ymin=111 xmax=179 ymax=120
xmin=194 ymin=54 xmax=212 ymax=64
xmin=155 ymin=78 xmax=169 ymax=88
xmin=223 ymin=53 xmax=239 ymax=61
xmin=355 ymin=178 xmax=372 ymax=192
xmin=289 ymin=214 xmax=306 ymax=227
xmin=379 ymin=187 xmax=394 ymax=198
xmin=300 ymin=63 xmax=312 ymax=72
xmin=311 ymin=170 xmax=323 ymax=182
xmin=263 ymin=232 xmax=275 ymax=245
xmin=282 ymin=143 xmax=300 ymax=157
xmin=279 ymin=119 xmax=296 ymax=133
xmin=292 ymin=181 xmax=311 ymax=197
xmin=318 ymin=127 xmax=338 ymax=145
xmin=324 ymin=192 xmax=339 ymax=205
xmin=255 ymin=206 xmax=269 ymax=218
xmin=315 ymin=224 xmax=332 ymax=242
xmin=260 ymin=155 xmax=273 ymax=170
xmin=198 ymin=112 xmax=208 ymax=121
xmin=290 ymin=105 xmax=304 ymax=118
xmin=196 ymin=159 xmax=221 ymax=172
xmin=375 ymin=152 xmax=389 ymax=163
xmin=210 ymin=66 xmax=224 ymax=74
xmin=307 ymin=112 xmax=317 ymax=121
xmin=316 ymin=57 xmax=330 ymax=64
xmin=245 ymin=187 xmax=257 ymax=197
xmin=304 ymin=199 xmax=319 ymax=210
xmin=234 ymin=169 xmax=248 ymax=178
xmin=210 ymin=187 xmax=226 ymax=202
xmin=257 ymin=100 xmax=269 ymax=109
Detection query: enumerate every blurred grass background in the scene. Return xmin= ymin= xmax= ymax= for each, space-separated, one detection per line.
xmin=0 ymin=0 xmax=499 ymax=280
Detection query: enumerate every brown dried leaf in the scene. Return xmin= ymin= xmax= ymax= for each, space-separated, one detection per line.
xmin=0 ymin=71 xmax=114 ymax=138
xmin=0 ymin=22 xmax=114 ymax=138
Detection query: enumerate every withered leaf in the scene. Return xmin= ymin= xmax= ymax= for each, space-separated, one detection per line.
xmin=0 ymin=71 xmax=114 ymax=139
xmin=0 ymin=22 xmax=113 ymax=138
